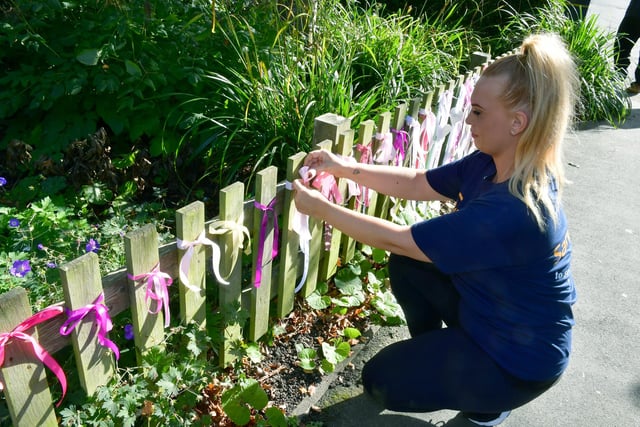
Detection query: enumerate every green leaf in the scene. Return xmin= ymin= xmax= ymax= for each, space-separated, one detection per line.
xmin=157 ymin=378 xmax=179 ymax=397
xmin=125 ymin=59 xmax=142 ymax=77
xmin=306 ymin=291 xmax=331 ymax=310
xmin=343 ymin=327 xmax=361 ymax=340
xmin=331 ymin=290 xmax=365 ymax=307
xmin=264 ymin=407 xmax=288 ymax=427
xmin=372 ymin=290 xmax=404 ymax=318
xmin=245 ymin=342 xmax=263 ymax=363
xmin=334 ymin=273 xmax=362 ymax=295
xmin=222 ymin=379 xmax=269 ymax=425
xmin=76 ymin=48 xmax=101 ymax=66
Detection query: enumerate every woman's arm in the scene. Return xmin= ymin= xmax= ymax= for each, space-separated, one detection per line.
xmin=304 ymin=149 xmax=448 ymax=202
xmin=292 ymin=179 xmax=432 ymax=263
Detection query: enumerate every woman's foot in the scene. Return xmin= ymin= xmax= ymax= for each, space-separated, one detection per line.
xmin=462 ymin=410 xmax=511 ymax=426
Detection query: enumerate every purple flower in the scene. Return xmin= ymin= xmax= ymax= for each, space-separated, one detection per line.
xmin=37 ymin=243 xmax=45 ymax=251
xmin=46 ymin=261 xmax=57 ymax=269
xmin=0 ymin=177 xmax=6 ymax=187
xmin=8 ymin=218 xmax=20 ymax=228
xmin=10 ymin=260 xmax=31 ymax=278
xmin=85 ymin=238 xmax=100 ymax=253
xmin=124 ymin=324 xmax=134 ymax=340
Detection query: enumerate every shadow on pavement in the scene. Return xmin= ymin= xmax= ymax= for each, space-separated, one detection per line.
xmin=299 ymin=392 xmax=478 ymax=427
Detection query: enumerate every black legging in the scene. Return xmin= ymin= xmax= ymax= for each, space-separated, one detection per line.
xmin=615 ymin=0 xmax=640 ymax=83
xmin=361 ymin=254 xmax=558 ymax=414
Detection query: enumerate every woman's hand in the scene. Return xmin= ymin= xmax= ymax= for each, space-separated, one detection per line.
xmin=304 ymin=149 xmax=345 ymax=177
xmin=292 ymin=178 xmax=328 ymax=217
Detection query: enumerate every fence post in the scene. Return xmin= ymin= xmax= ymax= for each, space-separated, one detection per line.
xmin=372 ymin=111 xmax=393 ymax=221
xmin=124 ymin=223 xmax=165 ymax=361
xmin=0 ymin=287 xmax=57 ymax=427
xmin=217 ymin=181 xmax=245 ymax=366
xmin=59 ymin=252 xmax=115 ymax=395
xmin=176 ymin=201 xmax=207 ymax=327
xmin=249 ymin=166 xmax=278 ymax=341
xmin=277 ymin=152 xmax=306 ymax=317
xmin=321 ymin=129 xmax=354 ymax=280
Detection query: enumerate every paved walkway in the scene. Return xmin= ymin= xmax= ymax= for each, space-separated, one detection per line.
xmin=295 ymin=2 xmax=640 ymax=425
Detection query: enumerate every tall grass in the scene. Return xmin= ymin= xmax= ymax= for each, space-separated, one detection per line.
xmin=169 ymin=0 xmax=477 ymax=192
xmin=497 ymin=0 xmax=631 ymax=125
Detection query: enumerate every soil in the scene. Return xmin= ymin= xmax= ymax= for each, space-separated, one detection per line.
xmin=194 ymin=299 xmax=376 ymax=425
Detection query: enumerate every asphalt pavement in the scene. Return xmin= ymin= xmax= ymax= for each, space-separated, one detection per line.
xmin=293 ymin=2 xmax=640 ymax=425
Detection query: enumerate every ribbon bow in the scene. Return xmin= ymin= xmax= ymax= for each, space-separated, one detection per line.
xmin=0 ymin=306 xmax=67 ymax=406
xmin=177 ymin=230 xmax=228 ymax=291
xmin=391 ymin=128 xmax=409 ymax=166
xmin=373 ymin=131 xmax=394 ymax=164
xmin=128 ymin=264 xmax=173 ymax=328
xmin=254 ymin=197 xmax=280 ymax=288
xmin=208 ymin=218 xmax=251 ymax=281
xmin=60 ymin=293 xmax=120 ymax=360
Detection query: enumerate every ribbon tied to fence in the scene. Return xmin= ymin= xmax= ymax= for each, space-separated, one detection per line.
xmin=285 ymin=166 xmax=316 ymax=292
xmin=59 ymin=293 xmax=120 ymax=360
xmin=391 ymin=127 xmax=409 ymax=166
xmin=208 ymin=218 xmax=251 ymax=281
xmin=128 ymin=264 xmax=173 ymax=328
xmin=177 ymin=230 xmax=228 ymax=290
xmin=254 ymin=197 xmax=280 ymax=288
xmin=0 ymin=305 xmax=67 ymax=406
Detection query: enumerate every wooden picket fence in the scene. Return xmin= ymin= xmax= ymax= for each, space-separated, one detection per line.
xmin=0 ymin=53 xmax=491 ymax=426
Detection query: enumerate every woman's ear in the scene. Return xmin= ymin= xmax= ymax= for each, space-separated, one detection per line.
xmin=511 ymin=111 xmax=529 ymax=136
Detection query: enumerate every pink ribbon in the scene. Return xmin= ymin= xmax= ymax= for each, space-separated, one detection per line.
xmin=311 ymin=171 xmax=343 ymax=205
xmin=254 ymin=197 xmax=279 ymax=288
xmin=373 ymin=131 xmax=394 ymax=164
xmin=60 ymin=293 xmax=120 ymax=360
xmin=0 ymin=305 xmax=67 ymax=406
xmin=128 ymin=264 xmax=173 ymax=328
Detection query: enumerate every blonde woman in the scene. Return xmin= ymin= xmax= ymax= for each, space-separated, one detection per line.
xmin=293 ymin=33 xmax=578 ymax=426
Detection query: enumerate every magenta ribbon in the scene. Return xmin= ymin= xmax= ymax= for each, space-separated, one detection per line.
xmin=311 ymin=171 xmax=343 ymax=205
xmin=0 ymin=305 xmax=67 ymax=406
xmin=128 ymin=264 xmax=173 ymax=327
xmin=60 ymin=293 xmax=120 ymax=360
xmin=391 ymin=128 xmax=408 ymax=166
xmin=254 ymin=197 xmax=279 ymax=288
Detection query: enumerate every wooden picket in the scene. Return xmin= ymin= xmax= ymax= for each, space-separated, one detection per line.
xmin=0 ymin=55 xmax=490 ymax=426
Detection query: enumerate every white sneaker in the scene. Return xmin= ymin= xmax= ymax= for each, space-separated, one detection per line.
xmin=464 ymin=410 xmax=511 ymax=426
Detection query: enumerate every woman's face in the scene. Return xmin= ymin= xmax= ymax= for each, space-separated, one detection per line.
xmin=466 ymin=75 xmax=518 ymax=157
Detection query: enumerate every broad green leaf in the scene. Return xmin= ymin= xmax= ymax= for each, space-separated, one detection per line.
xmin=125 ymin=59 xmax=142 ymax=77
xmin=343 ymin=327 xmax=361 ymax=340
xmin=76 ymin=48 xmax=101 ymax=66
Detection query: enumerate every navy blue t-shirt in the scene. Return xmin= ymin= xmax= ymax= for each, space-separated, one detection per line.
xmin=411 ymin=150 xmax=576 ymax=381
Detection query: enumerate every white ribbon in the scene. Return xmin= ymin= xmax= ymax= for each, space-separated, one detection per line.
xmin=286 ymin=165 xmax=315 ymax=292
xmin=208 ymin=218 xmax=250 ymax=281
xmin=373 ymin=131 xmax=394 ymax=164
xmin=177 ymin=230 xmax=228 ymax=292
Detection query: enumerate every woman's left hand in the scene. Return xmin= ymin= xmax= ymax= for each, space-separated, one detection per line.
xmin=292 ymin=178 xmax=327 ymax=217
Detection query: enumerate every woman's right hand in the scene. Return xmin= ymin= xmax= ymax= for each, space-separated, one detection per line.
xmin=303 ymin=149 xmax=345 ymax=176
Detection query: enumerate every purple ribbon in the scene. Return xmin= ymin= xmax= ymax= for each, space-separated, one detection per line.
xmin=128 ymin=264 xmax=173 ymax=327
xmin=60 ymin=293 xmax=120 ymax=360
xmin=254 ymin=197 xmax=279 ymax=288
xmin=391 ymin=128 xmax=408 ymax=166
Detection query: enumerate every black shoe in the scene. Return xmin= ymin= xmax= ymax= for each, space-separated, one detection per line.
xmin=462 ymin=410 xmax=511 ymax=426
